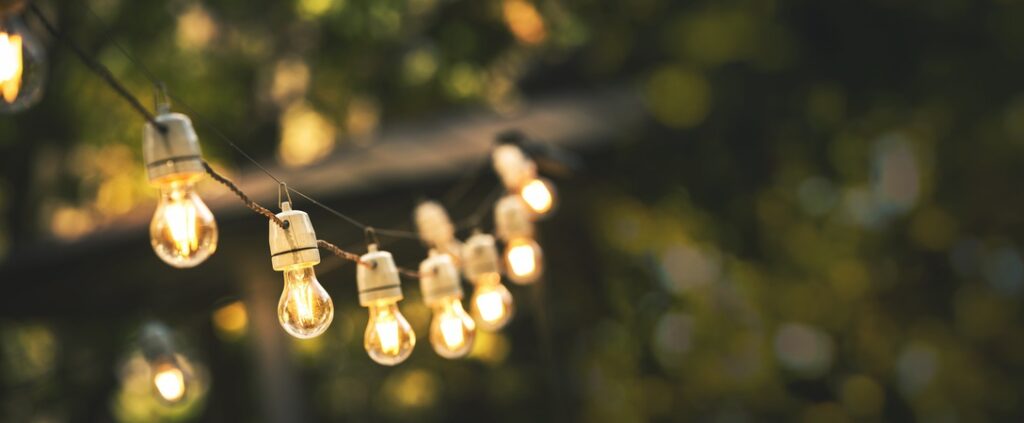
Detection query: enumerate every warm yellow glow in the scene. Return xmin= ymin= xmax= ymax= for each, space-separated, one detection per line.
xmin=439 ymin=316 xmax=464 ymax=347
xmin=470 ymin=274 xmax=514 ymax=331
xmin=166 ymin=197 xmax=197 ymax=256
xmin=278 ymin=267 xmax=333 ymax=339
xmin=153 ymin=363 xmax=186 ymax=403
xmin=212 ymin=301 xmax=248 ymax=338
xmin=176 ymin=4 xmax=217 ymax=50
xmin=270 ymin=58 xmax=310 ymax=107
xmin=50 ymin=205 xmax=95 ymax=239
xmin=468 ymin=330 xmax=511 ymax=364
xmin=150 ymin=181 xmax=217 ymax=268
xmin=278 ymin=102 xmax=337 ymax=167
xmin=377 ymin=318 xmax=400 ymax=354
xmin=476 ymin=290 xmax=505 ymax=323
xmin=429 ymin=298 xmax=475 ymax=358
xmin=502 ymin=0 xmax=546 ymax=45
xmin=520 ymin=178 xmax=555 ymax=215
xmin=297 ymin=0 xmax=338 ymax=19
xmin=0 ymin=32 xmax=23 ymax=103
xmin=364 ymin=302 xmax=415 ymax=365
xmin=505 ymin=238 xmax=542 ymax=284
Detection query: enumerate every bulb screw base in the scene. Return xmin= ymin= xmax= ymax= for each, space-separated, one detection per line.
xmin=143 ymin=112 xmax=205 ymax=183
xmin=492 ymin=144 xmax=537 ymax=190
xmin=462 ymin=233 xmax=500 ymax=282
xmin=419 ymin=252 xmax=463 ymax=305
xmin=495 ymin=195 xmax=534 ymax=240
xmin=414 ymin=201 xmax=455 ymax=247
xmin=414 ymin=201 xmax=463 ymax=261
xmin=357 ymin=249 xmax=403 ymax=306
xmin=268 ymin=202 xmax=320 ymax=271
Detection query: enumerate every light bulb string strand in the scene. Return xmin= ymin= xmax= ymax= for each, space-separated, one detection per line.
xmin=50 ymin=1 xmax=500 ymax=246
xmin=458 ymin=183 xmax=505 ymax=231
xmin=73 ymin=1 xmax=426 ymax=240
xmin=316 ymin=239 xmax=422 ymax=278
xmin=79 ymin=0 xmax=503 ymax=240
xmin=202 ymin=161 xmax=288 ymax=230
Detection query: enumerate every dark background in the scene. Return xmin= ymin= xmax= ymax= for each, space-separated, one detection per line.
xmin=2 ymin=0 xmax=1024 ymax=421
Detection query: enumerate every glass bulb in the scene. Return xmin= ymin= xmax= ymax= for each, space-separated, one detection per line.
xmin=151 ymin=359 xmax=187 ymax=404
xmin=150 ymin=179 xmax=217 ymax=268
xmin=278 ymin=266 xmax=334 ymax=339
xmin=429 ymin=297 xmax=476 ymax=358
xmin=519 ymin=177 xmax=556 ymax=217
xmin=505 ymin=237 xmax=543 ymax=284
xmin=0 ymin=16 xmax=44 ymax=113
xmin=470 ymin=273 xmax=514 ymax=331
xmin=364 ymin=301 xmax=415 ymax=365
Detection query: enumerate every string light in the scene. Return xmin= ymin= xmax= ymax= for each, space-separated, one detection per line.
xmin=0 ymin=0 xmax=45 ymax=113
xmin=414 ymin=200 xmax=463 ymax=260
xmin=495 ymin=194 xmax=543 ymax=284
xmin=492 ymin=143 xmax=558 ymax=218
xmin=462 ymin=232 xmax=515 ymax=330
xmin=143 ymin=112 xmax=218 ymax=268
xmin=358 ymin=244 xmax=416 ymax=365
xmin=268 ymin=201 xmax=334 ymax=339
xmin=27 ymin=0 xmax=579 ymax=365
xmin=419 ymin=251 xmax=476 ymax=358
xmin=139 ymin=322 xmax=194 ymax=404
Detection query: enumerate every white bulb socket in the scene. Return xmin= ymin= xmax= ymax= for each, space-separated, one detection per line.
xmin=492 ymin=144 xmax=537 ymax=191
xmin=414 ymin=200 xmax=456 ymax=248
xmin=357 ymin=245 xmax=403 ymax=306
xmin=268 ymin=202 xmax=321 ymax=271
xmin=143 ymin=112 xmax=205 ymax=183
xmin=495 ymin=195 xmax=534 ymax=241
xmin=461 ymin=233 xmax=500 ymax=282
xmin=419 ymin=252 xmax=463 ymax=306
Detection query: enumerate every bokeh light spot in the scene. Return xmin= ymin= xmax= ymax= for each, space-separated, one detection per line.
xmin=278 ymin=102 xmax=337 ymax=168
xmin=645 ymin=66 xmax=711 ymax=129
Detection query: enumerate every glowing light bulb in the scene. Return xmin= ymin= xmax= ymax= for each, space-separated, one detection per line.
xmin=278 ymin=266 xmax=333 ymax=339
xmin=151 ymin=360 xmax=187 ymax=403
xmin=519 ymin=177 xmax=556 ymax=216
xmin=428 ymin=296 xmax=475 ymax=358
xmin=505 ymin=237 xmax=543 ymax=284
xmin=150 ymin=179 xmax=217 ymax=268
xmin=0 ymin=31 xmax=22 ymax=101
xmin=0 ymin=15 xmax=45 ymax=113
xmin=470 ymin=272 xmax=514 ymax=330
xmin=364 ymin=301 xmax=415 ymax=365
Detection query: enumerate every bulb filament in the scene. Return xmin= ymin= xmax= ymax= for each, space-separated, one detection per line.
xmin=0 ymin=31 xmax=23 ymax=104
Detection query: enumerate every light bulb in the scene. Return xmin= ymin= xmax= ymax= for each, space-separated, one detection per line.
xmin=364 ymin=301 xmax=415 ymax=365
xmin=151 ymin=359 xmax=187 ymax=403
xmin=0 ymin=15 xmax=45 ymax=113
xmin=428 ymin=296 xmax=476 ymax=358
xmin=470 ymin=272 xmax=514 ymax=331
xmin=278 ymin=266 xmax=333 ymax=339
xmin=505 ymin=237 xmax=543 ymax=284
xmin=150 ymin=179 xmax=217 ymax=268
xmin=519 ymin=177 xmax=556 ymax=217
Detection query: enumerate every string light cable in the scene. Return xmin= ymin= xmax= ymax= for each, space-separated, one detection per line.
xmin=25 ymin=2 xmax=567 ymax=367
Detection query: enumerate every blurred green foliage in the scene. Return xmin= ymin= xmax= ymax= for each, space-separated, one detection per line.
xmin=2 ymin=0 xmax=1024 ymax=421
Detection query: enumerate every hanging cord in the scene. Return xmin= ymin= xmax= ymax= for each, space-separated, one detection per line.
xmin=457 ymin=184 xmax=505 ymax=231
xmin=38 ymin=0 xmax=424 ymax=276
xmin=317 ymin=240 xmax=372 ymax=269
xmin=74 ymin=2 xmax=422 ymax=240
xmin=317 ymin=239 xmax=421 ymax=278
xmin=202 ymin=161 xmax=287 ymax=230
xmin=45 ymin=1 xmax=499 ymax=263
xmin=27 ymin=4 xmax=164 ymax=131
xmin=77 ymin=0 xmax=501 ymax=241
